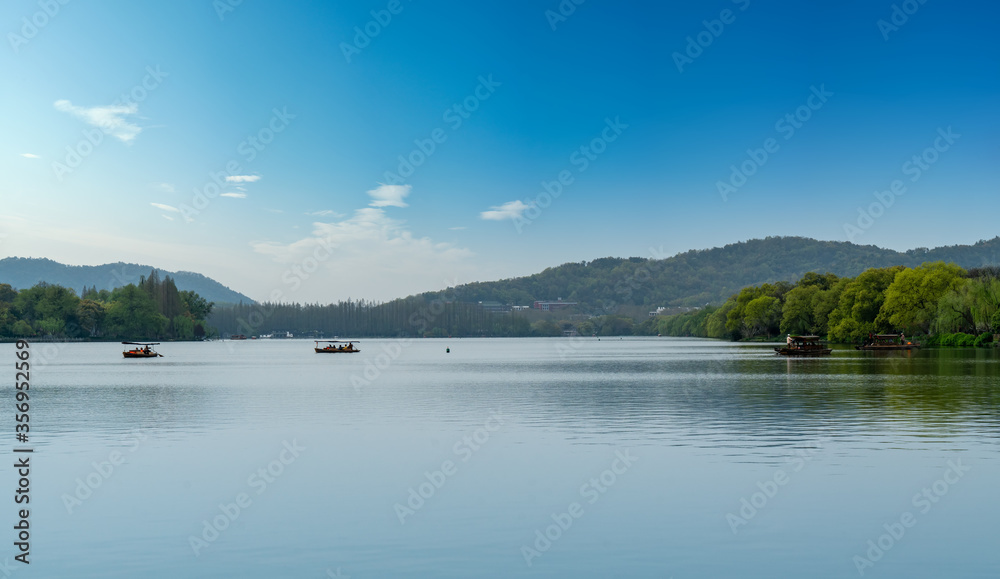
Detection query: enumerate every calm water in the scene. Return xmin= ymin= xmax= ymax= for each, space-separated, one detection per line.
xmin=4 ymin=337 xmax=999 ymax=578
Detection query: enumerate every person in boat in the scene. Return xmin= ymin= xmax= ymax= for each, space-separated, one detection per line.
xmin=786 ymin=334 xmax=793 ymax=347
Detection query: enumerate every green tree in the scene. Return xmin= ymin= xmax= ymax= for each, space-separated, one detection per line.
xmin=180 ymin=290 xmax=214 ymax=320
xmin=105 ymin=285 xmax=167 ymax=339
xmin=878 ymin=262 xmax=966 ymax=333
xmin=11 ymin=320 xmax=34 ymax=337
xmin=0 ymin=283 xmax=17 ymax=305
xmin=828 ymin=267 xmax=903 ymax=342
xmin=812 ymin=278 xmax=847 ymax=337
xmin=780 ymin=285 xmax=820 ymax=335
xmin=743 ymin=296 xmax=782 ymax=338
xmin=77 ymin=299 xmax=108 ymax=337
xmin=530 ymin=320 xmax=562 ymax=336
xmin=172 ymin=315 xmax=195 ymax=340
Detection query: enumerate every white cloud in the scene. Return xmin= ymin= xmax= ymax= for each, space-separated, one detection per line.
xmin=155 ymin=183 xmax=175 ymax=193
xmin=54 ymin=100 xmax=142 ymax=143
xmin=305 ymin=209 xmax=342 ymax=217
xmin=251 ymin=205 xmax=475 ymax=300
xmin=367 ymin=184 xmax=410 ymax=208
xmin=221 ymin=192 xmax=247 ymax=198
xmin=481 ymin=200 xmax=532 ymax=221
xmin=226 ymin=175 xmax=260 ymax=183
xmin=162 ymin=214 xmax=175 ymax=221
xmin=20 ymin=153 xmax=40 ymax=159
xmin=150 ymin=202 xmax=181 ymax=213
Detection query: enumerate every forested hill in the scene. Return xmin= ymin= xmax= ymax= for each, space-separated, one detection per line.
xmin=0 ymin=258 xmax=254 ymax=305
xmin=421 ymin=237 xmax=1000 ymax=309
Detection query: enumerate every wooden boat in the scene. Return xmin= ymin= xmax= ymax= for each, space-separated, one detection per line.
xmin=856 ymin=334 xmax=919 ymax=350
xmin=315 ymin=340 xmax=360 ymax=353
xmin=122 ymin=342 xmax=162 ymax=358
xmin=775 ymin=335 xmax=832 ymax=356
xmin=230 ymin=334 xmax=247 ymax=340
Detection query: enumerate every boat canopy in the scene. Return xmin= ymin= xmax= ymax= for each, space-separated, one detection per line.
xmin=315 ymin=340 xmax=359 ymax=343
xmin=122 ymin=342 xmax=160 ymax=345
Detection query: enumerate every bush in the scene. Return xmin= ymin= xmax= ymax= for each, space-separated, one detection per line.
xmin=973 ymin=333 xmax=995 ymax=347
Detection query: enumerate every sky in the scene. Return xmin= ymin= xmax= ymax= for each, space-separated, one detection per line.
xmin=1 ymin=0 xmax=998 ymax=303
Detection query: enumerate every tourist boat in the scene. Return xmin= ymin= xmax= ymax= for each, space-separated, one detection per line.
xmin=774 ymin=335 xmax=832 ymax=356
xmin=315 ymin=340 xmax=361 ymax=353
xmin=856 ymin=333 xmax=920 ymax=351
xmin=122 ymin=342 xmax=162 ymax=358
xmin=230 ymin=334 xmax=247 ymax=340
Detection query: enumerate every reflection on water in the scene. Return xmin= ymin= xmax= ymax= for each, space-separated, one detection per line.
xmin=4 ymin=338 xmax=998 ymax=578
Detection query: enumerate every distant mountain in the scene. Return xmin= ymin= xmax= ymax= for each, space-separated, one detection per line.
xmin=419 ymin=236 xmax=1000 ymax=310
xmin=0 ymin=257 xmax=254 ymax=304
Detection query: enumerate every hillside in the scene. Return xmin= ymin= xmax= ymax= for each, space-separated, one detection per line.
xmin=420 ymin=236 xmax=1000 ymax=310
xmin=0 ymin=257 xmax=254 ymax=305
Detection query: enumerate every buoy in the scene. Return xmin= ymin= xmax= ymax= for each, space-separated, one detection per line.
xmin=446 ymin=348 xmax=450 ymax=353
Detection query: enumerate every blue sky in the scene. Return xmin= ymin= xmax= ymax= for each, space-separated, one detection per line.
xmin=2 ymin=0 xmax=997 ymax=302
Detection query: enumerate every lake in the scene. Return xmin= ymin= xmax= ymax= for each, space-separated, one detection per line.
xmin=6 ymin=337 xmax=999 ymax=577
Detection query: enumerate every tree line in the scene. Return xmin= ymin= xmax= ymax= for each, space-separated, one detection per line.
xmin=0 ymin=270 xmax=214 ymax=340
xmin=649 ymin=262 xmax=1000 ymax=345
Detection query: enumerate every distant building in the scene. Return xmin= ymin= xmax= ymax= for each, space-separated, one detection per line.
xmin=511 ymin=305 xmax=531 ymax=311
xmin=533 ymin=299 xmax=578 ymax=311
xmin=478 ymin=301 xmax=511 ymax=313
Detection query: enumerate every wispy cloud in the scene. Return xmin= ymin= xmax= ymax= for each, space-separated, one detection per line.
xmin=253 ymin=207 xmax=472 ymax=266
xmin=449 ymin=226 xmax=467 ymax=230
xmin=150 ymin=202 xmax=181 ymax=213
xmin=221 ymin=192 xmax=247 ymax=198
xmin=155 ymin=182 xmax=175 ymax=193
xmin=251 ymin=186 xmax=475 ymax=299
xmin=306 ymin=209 xmax=342 ymax=217
xmin=54 ymin=100 xmax=142 ymax=143
xmin=481 ymin=200 xmax=532 ymax=221
xmin=20 ymin=153 xmax=40 ymax=159
xmin=367 ymin=184 xmax=410 ymax=208
xmin=162 ymin=214 xmax=175 ymax=221
xmin=226 ymin=175 xmax=260 ymax=183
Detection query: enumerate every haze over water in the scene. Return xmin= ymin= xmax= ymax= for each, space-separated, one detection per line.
xmin=8 ymin=338 xmax=999 ymax=577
